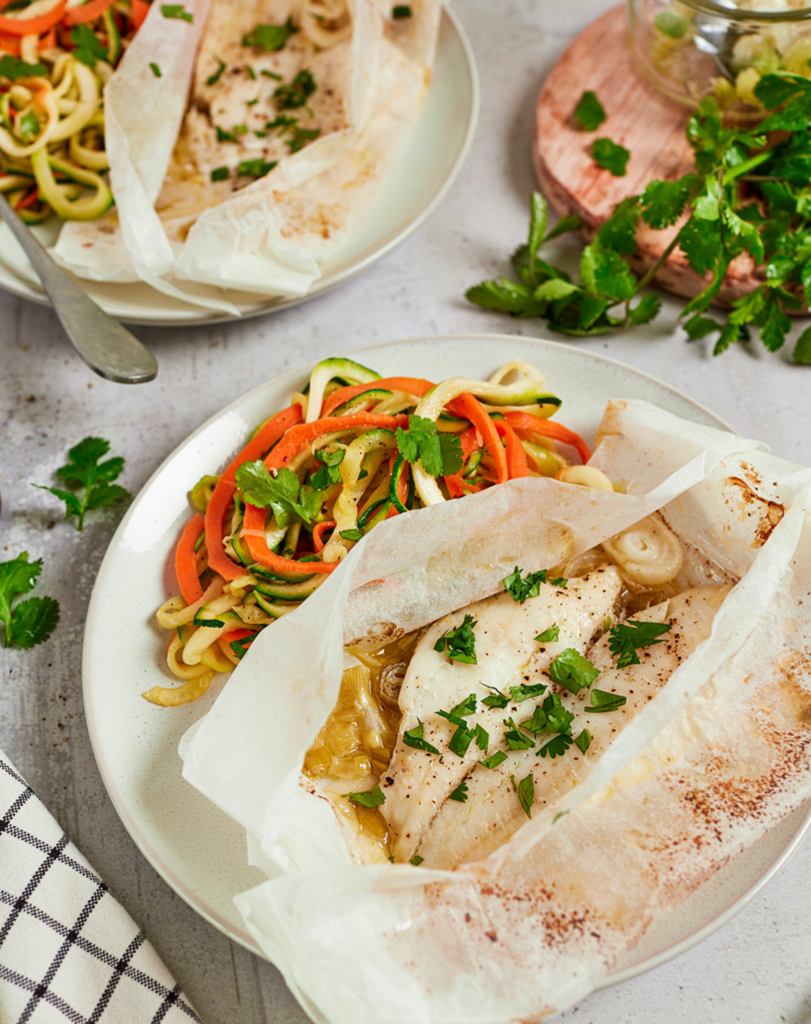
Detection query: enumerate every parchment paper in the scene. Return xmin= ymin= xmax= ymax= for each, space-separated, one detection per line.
xmin=180 ymin=400 xmax=811 ymax=1022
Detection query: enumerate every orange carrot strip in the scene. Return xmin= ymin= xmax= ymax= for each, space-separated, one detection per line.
xmin=495 ymin=420 xmax=530 ymax=478
xmin=130 ymin=0 xmax=149 ymax=26
xmin=205 ymin=404 xmax=303 ymax=583
xmin=321 ymin=377 xmax=435 ymax=416
xmin=442 ymin=426 xmax=480 ymax=498
xmin=63 ymin=0 xmax=115 ymax=24
xmin=0 ymin=0 xmax=66 ymax=36
xmin=313 ymin=520 xmax=336 ymax=552
xmin=0 ymin=31 xmax=19 ymax=52
xmin=503 ymin=412 xmax=592 ymax=465
xmin=14 ymin=187 xmax=39 ymax=210
xmin=447 ymin=394 xmax=508 ymax=485
xmin=175 ymin=513 xmax=205 ymax=605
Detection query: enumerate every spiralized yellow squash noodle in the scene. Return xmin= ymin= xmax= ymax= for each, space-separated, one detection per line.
xmin=146 ymin=356 xmax=606 ymax=707
xmin=0 ymin=0 xmax=139 ymax=221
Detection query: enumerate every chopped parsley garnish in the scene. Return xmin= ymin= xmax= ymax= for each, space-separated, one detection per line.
xmin=396 ymin=415 xmax=463 ymax=478
xmin=509 ymin=682 xmax=547 ymax=703
xmin=261 ymin=69 xmax=283 ymax=80
xmin=207 ymin=57 xmax=226 ymax=86
xmin=161 ymin=4 xmax=193 ymax=21
xmin=548 ymin=576 xmax=568 ymax=588
xmin=274 ymin=68 xmax=317 ymax=109
xmin=592 ymin=137 xmax=630 ymax=177
xmin=574 ymin=90 xmax=606 ymax=132
xmin=234 ymin=462 xmax=321 ymax=527
xmin=210 ymin=166 xmax=229 ymax=182
xmin=247 ymin=98 xmax=258 ymax=106
xmin=34 ymin=436 xmax=130 ymax=531
xmin=0 ymin=552 xmax=59 ymax=649
xmin=286 ymin=125 xmax=320 ymax=153
xmin=479 ymin=750 xmax=508 ymax=769
xmin=451 ymin=693 xmax=477 ymax=717
xmin=585 ymin=689 xmax=627 ymax=713
xmin=516 ymin=774 xmax=534 ymax=817
xmin=449 ymin=781 xmax=468 ymax=803
xmin=216 ymin=126 xmax=237 ymax=143
xmin=539 ymin=733 xmax=573 ymax=759
xmin=574 ymin=729 xmax=592 ymax=754
xmin=345 ymin=785 xmax=385 ymax=807
xmin=237 ymin=158 xmax=277 ymax=177
xmin=150 ymin=62 xmax=162 ymax=78
xmin=403 ymin=719 xmax=440 ymax=755
xmin=481 ymin=686 xmax=509 ymax=709
xmin=0 ymin=55 xmax=47 ymax=81
xmin=266 ymin=114 xmax=298 ymax=132
xmin=242 ymin=17 xmax=297 ymax=51
xmin=448 ymin=723 xmax=475 ymax=757
xmin=433 ymin=613 xmax=477 ymax=664
xmin=339 ymin=528 xmax=363 ymax=542
xmin=502 ymin=718 xmax=534 ymax=751
xmin=520 ymin=693 xmax=574 ymax=737
xmin=311 ymin=447 xmax=344 ymax=490
xmin=69 ymin=24 xmax=107 ymax=67
xmin=233 ymin=124 xmax=248 ymax=134
xmin=392 ymin=4 xmax=412 ymax=16
xmin=473 ymin=723 xmax=489 ymax=751
xmin=246 ymin=64 xmax=256 ymax=80
xmin=18 ymin=111 xmax=40 ymax=144
xmin=609 ymin=620 xmax=672 ymax=668
xmin=536 ymin=624 xmax=560 ymax=643
xmin=410 ymin=855 xmax=424 ymax=865
xmin=502 ymin=566 xmax=565 ymax=602
xmin=548 ymin=648 xmax=600 ymax=695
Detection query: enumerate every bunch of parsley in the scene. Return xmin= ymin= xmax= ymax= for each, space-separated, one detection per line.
xmin=468 ymin=74 xmax=811 ymax=363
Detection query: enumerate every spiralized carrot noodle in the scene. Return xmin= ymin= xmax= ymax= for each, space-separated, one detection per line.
xmin=151 ymin=357 xmax=604 ymax=705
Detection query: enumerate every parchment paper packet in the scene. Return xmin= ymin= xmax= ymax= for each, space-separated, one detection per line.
xmin=51 ymin=0 xmax=441 ymax=310
xmin=181 ymin=400 xmax=811 ymax=1023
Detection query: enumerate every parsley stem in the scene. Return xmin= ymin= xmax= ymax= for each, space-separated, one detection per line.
xmin=633 ymin=233 xmax=681 ymax=295
xmin=722 ymin=149 xmax=772 ymax=185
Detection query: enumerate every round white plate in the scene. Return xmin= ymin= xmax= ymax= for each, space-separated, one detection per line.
xmin=0 ymin=9 xmax=477 ymax=326
xmin=83 ymin=334 xmax=811 ymax=983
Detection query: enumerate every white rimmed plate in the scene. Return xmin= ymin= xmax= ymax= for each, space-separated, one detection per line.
xmin=82 ymin=333 xmax=811 ymax=985
xmin=0 ymin=9 xmax=478 ymax=326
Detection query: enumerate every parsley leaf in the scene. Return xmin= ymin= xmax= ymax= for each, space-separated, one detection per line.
xmin=473 ymin=723 xmax=489 ymax=751
xmin=516 ymin=774 xmax=534 ymax=817
xmin=237 ymin=158 xmax=277 ymax=177
xmin=392 ymin=4 xmax=411 ymax=16
xmin=242 ymin=17 xmax=297 ymax=51
xmin=0 ymin=55 xmax=47 ymax=80
xmin=539 ymin=733 xmax=573 ymax=759
xmin=410 ymin=855 xmax=424 ymax=865
xmin=509 ymin=682 xmax=547 ymax=703
xmin=503 ymin=566 xmax=548 ymax=603
xmin=481 ymin=687 xmax=509 ymax=709
xmin=34 ymin=437 xmax=130 ymax=531
xmin=286 ymin=126 xmax=320 ymax=153
xmin=150 ymin=62 xmax=162 ymax=78
xmin=210 ymin=166 xmax=229 ymax=182
xmin=433 ymin=613 xmax=477 ymax=664
xmin=585 ymin=689 xmax=627 ymax=713
xmin=548 ymin=648 xmax=600 ymax=695
xmin=345 ymin=785 xmax=385 ymax=807
xmin=0 ymin=553 xmax=59 ymax=649
xmin=396 ymin=415 xmax=463 ymax=477
xmin=479 ymin=750 xmax=508 ymax=769
xmin=70 ymin=24 xmax=107 ymax=66
xmin=592 ymin=137 xmax=630 ymax=176
xmin=520 ymin=693 xmax=574 ymax=736
xmin=403 ymin=720 xmax=440 ymax=755
xmin=449 ymin=781 xmax=468 ymax=802
xmin=18 ymin=111 xmax=40 ymax=144
xmin=536 ymin=624 xmax=559 ymax=643
xmin=161 ymin=4 xmax=193 ymax=20
xmin=339 ymin=528 xmax=363 ymax=542
xmin=575 ymin=729 xmax=592 ymax=754
xmin=502 ymin=717 xmax=535 ymax=751
xmin=206 ymin=57 xmax=225 ymax=86
xmin=234 ymin=462 xmax=321 ymax=528
xmin=574 ymin=90 xmax=606 ymax=132
xmin=608 ymin=619 xmax=672 ymax=668
xmin=274 ymin=69 xmax=317 ymax=109
xmin=448 ymin=724 xmax=475 ymax=757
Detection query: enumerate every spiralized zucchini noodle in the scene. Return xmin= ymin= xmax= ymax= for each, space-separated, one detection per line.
xmin=0 ymin=0 xmax=144 ymax=221
xmin=145 ymin=356 xmax=607 ymax=708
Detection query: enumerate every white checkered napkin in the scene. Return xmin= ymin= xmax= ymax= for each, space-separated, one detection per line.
xmin=0 ymin=753 xmax=202 ymax=1024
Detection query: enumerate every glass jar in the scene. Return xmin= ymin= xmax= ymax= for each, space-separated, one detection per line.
xmin=628 ymin=0 xmax=811 ymax=114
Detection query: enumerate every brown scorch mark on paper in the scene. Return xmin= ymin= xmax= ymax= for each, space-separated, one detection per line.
xmin=726 ymin=477 xmax=785 ymax=548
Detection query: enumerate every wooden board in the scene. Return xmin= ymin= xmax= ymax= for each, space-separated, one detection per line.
xmin=533 ymin=5 xmax=763 ymax=308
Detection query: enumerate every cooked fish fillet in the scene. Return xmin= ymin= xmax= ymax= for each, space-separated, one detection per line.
xmin=383 ymin=575 xmax=729 ymax=869
xmin=381 ymin=566 xmax=625 ymax=863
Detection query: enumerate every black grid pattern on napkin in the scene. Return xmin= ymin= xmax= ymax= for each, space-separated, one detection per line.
xmin=0 ymin=755 xmax=202 ymax=1024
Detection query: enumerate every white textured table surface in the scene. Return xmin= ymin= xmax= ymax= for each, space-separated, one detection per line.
xmin=2 ymin=2 xmax=811 ymax=1022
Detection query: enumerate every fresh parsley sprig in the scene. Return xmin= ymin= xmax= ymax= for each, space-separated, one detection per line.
xmin=503 ymin=566 xmax=567 ymax=603
xmin=0 ymin=553 xmax=59 ymax=649
xmin=235 ymin=462 xmax=321 ymax=528
xmin=0 ymin=55 xmax=47 ymax=80
xmin=35 ymin=437 xmax=130 ymax=531
xmin=396 ymin=415 xmax=463 ymax=478
xmin=242 ymin=17 xmax=297 ymax=51
xmin=548 ymin=647 xmax=600 ymax=695
xmin=468 ymin=78 xmax=811 ymax=361
xmin=433 ymin=613 xmax=477 ymax=664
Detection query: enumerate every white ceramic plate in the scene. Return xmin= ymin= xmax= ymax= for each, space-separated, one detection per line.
xmin=0 ymin=9 xmax=477 ymax=326
xmin=83 ymin=333 xmax=811 ymax=985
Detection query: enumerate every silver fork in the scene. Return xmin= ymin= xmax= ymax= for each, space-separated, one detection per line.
xmin=0 ymin=191 xmax=158 ymax=384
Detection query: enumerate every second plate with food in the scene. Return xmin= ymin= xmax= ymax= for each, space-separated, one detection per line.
xmin=0 ymin=8 xmax=477 ymax=326
xmin=82 ymin=333 xmax=811 ymax=986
